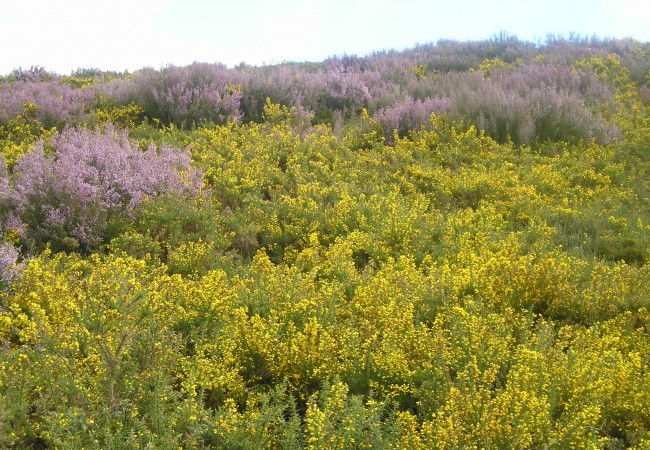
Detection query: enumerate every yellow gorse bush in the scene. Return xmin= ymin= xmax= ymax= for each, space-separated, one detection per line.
xmin=0 ymin=102 xmax=55 ymax=169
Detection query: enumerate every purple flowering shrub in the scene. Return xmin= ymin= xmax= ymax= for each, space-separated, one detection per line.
xmin=242 ymin=65 xmax=373 ymax=125
xmin=2 ymin=125 xmax=203 ymax=253
xmin=242 ymin=65 xmax=314 ymax=123
xmin=304 ymin=67 xmax=372 ymax=123
xmin=448 ymin=63 xmax=620 ymax=145
xmin=82 ymin=36 xmax=637 ymax=141
xmin=0 ymin=81 xmax=93 ymax=129
xmin=6 ymin=66 xmax=56 ymax=83
xmin=110 ymin=63 xmax=244 ymax=127
xmin=365 ymin=62 xmax=619 ymax=145
xmin=374 ymin=96 xmax=452 ymax=143
xmin=0 ymin=242 xmax=24 ymax=290
xmin=4 ymin=35 xmax=629 ymax=146
xmin=0 ymin=160 xmax=24 ymax=289
xmin=242 ymin=61 xmax=386 ymax=125
xmin=315 ymin=67 xmax=372 ymax=111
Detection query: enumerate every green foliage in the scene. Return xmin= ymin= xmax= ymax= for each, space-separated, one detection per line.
xmin=342 ymin=109 xmax=384 ymax=151
xmin=109 ymin=195 xmax=230 ymax=276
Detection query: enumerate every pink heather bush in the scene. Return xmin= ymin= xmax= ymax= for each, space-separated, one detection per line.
xmin=3 ymin=125 xmax=203 ymax=253
xmin=312 ymin=67 xmax=372 ymax=112
xmin=0 ymin=80 xmax=93 ymax=129
xmin=7 ymin=66 xmax=56 ymax=83
xmin=4 ymin=35 xmax=626 ymax=145
xmin=0 ymin=242 xmax=23 ymax=289
xmin=446 ymin=63 xmax=620 ymax=145
xmin=374 ymin=96 xmax=452 ymax=143
xmin=243 ymin=66 xmax=321 ymax=122
xmin=243 ymin=62 xmax=385 ymax=123
xmin=108 ymin=63 xmax=244 ymax=127
xmin=86 ymin=36 xmax=631 ymax=141
xmin=299 ymin=68 xmax=373 ymax=124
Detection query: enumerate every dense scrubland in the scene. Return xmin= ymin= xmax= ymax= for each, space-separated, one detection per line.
xmin=1 ymin=35 xmax=650 ymax=449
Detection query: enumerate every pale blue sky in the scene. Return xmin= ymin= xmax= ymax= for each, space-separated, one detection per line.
xmin=1 ymin=0 xmax=649 ymax=74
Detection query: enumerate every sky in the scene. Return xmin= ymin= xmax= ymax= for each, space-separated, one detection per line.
xmin=1 ymin=0 xmax=649 ymax=75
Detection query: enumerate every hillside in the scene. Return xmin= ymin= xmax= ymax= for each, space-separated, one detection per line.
xmin=1 ymin=36 xmax=650 ymax=449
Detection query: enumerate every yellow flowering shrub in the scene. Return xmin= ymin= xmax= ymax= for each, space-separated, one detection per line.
xmin=2 ymin=94 xmax=650 ymax=448
xmin=0 ymin=102 xmax=54 ymax=169
xmin=95 ymin=100 xmax=145 ymax=129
